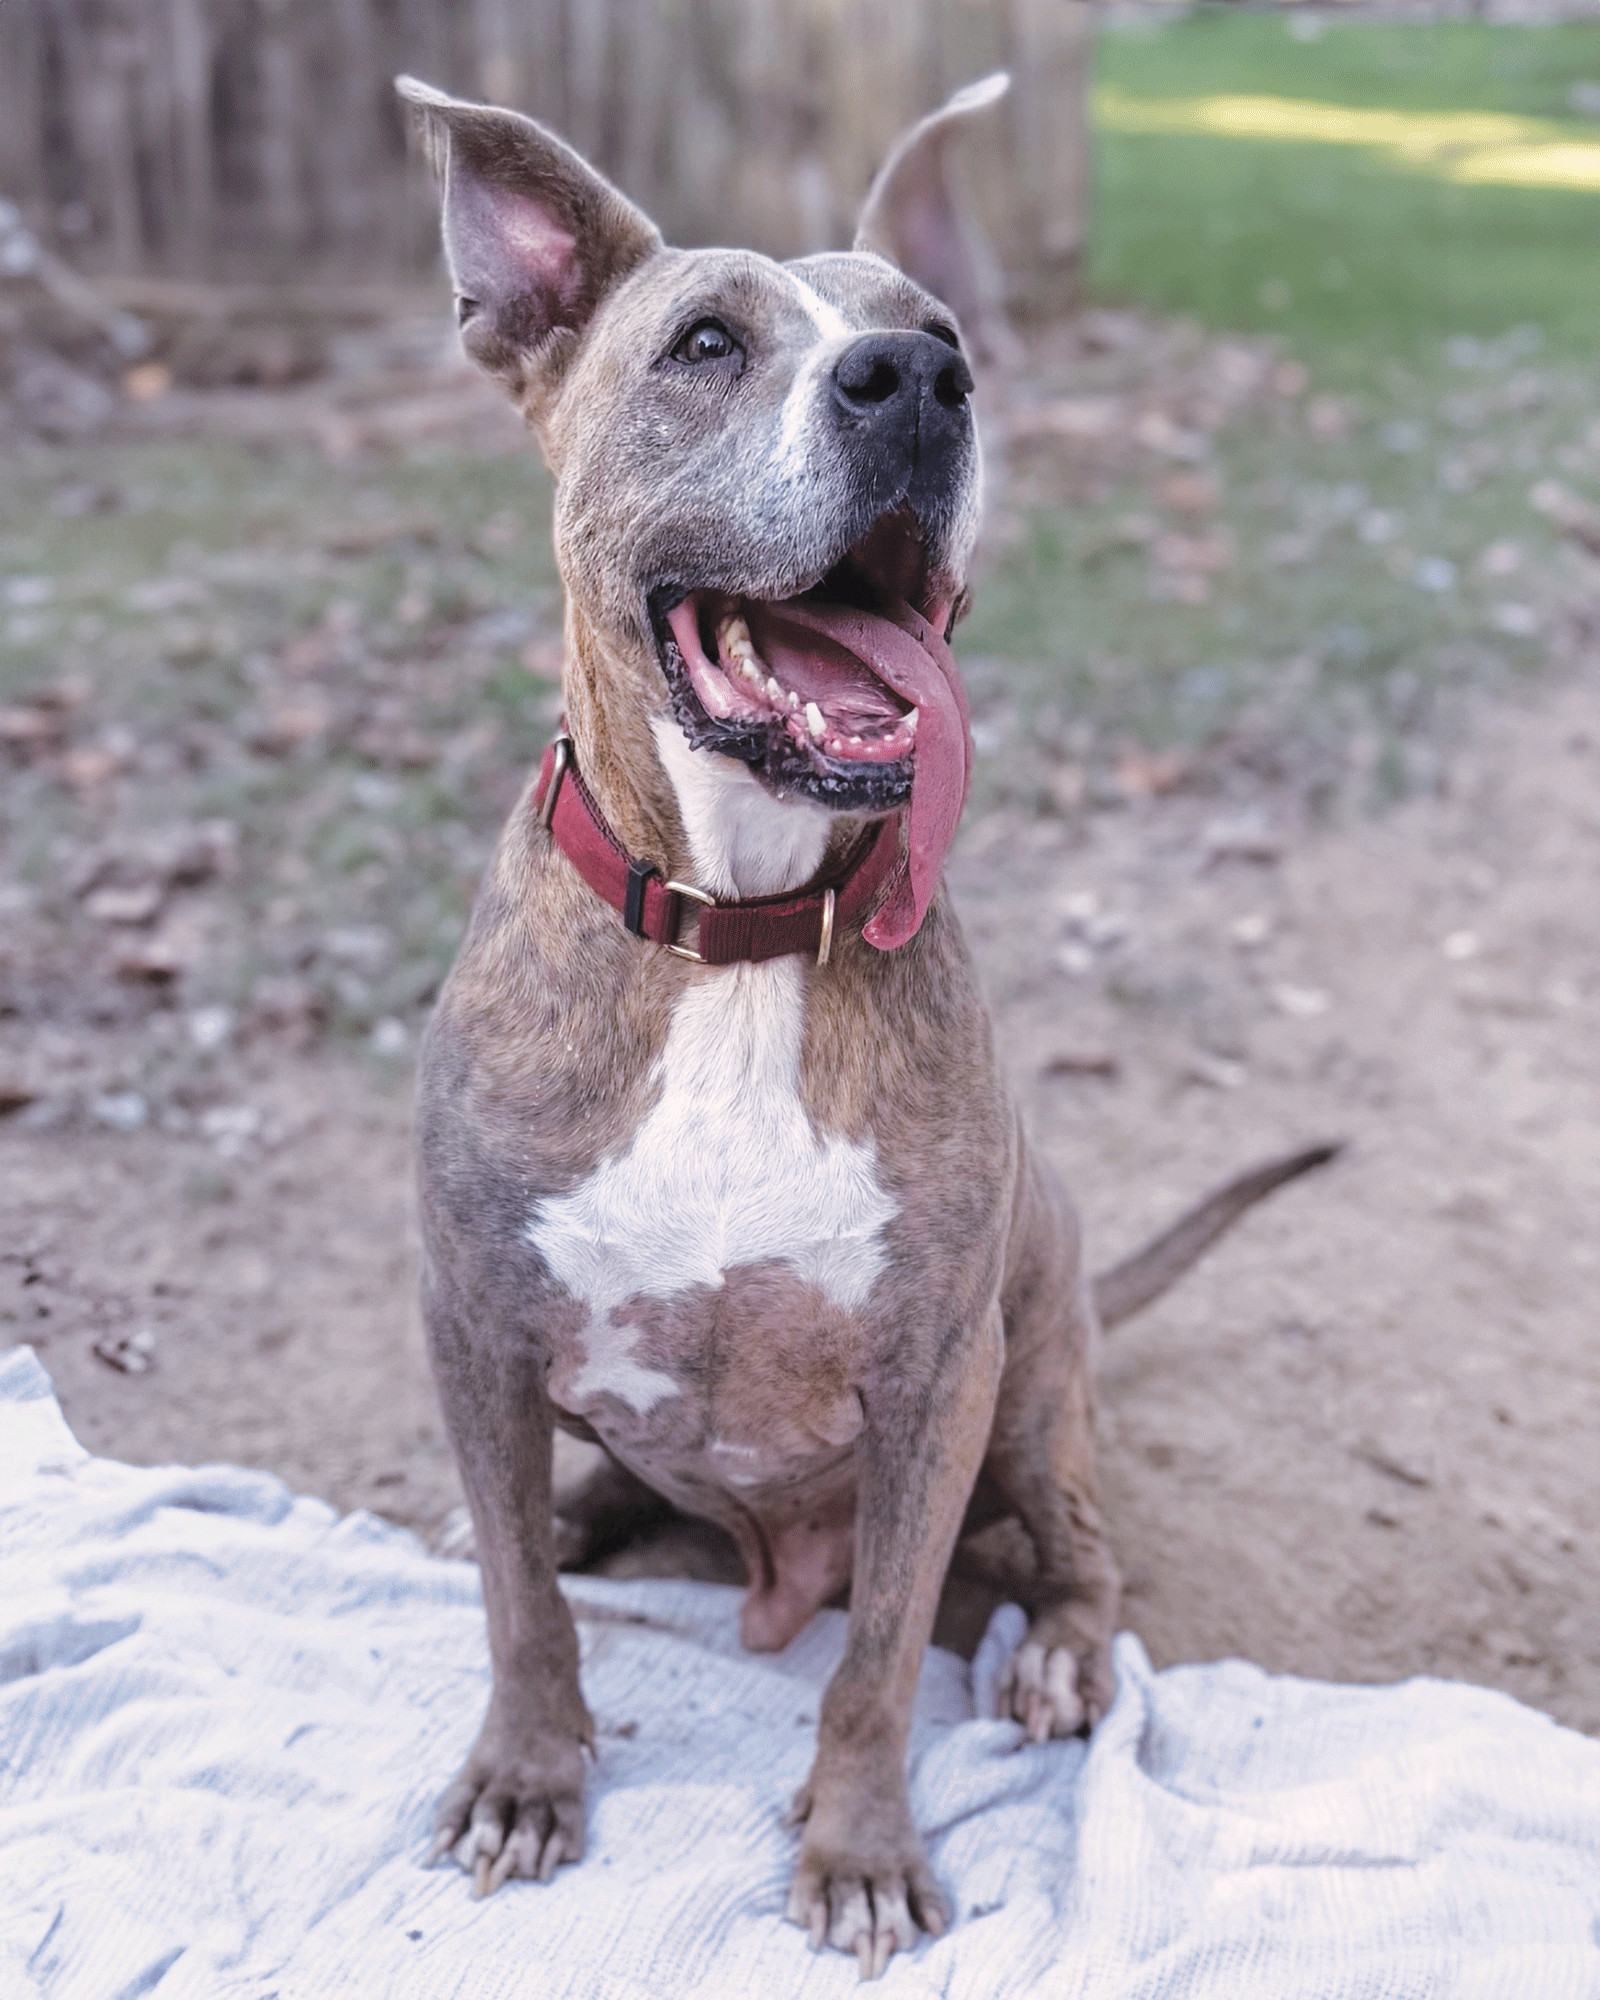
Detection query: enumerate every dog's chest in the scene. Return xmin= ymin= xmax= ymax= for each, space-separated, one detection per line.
xmin=528 ymin=959 xmax=897 ymax=1429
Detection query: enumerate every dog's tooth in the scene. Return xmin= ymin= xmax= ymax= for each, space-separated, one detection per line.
xmin=765 ymin=677 xmax=784 ymax=704
xmin=719 ymin=613 xmax=754 ymax=657
xmin=904 ymin=707 xmax=918 ymax=736
xmin=805 ymin=701 xmax=825 ymax=740
xmin=739 ymin=658 xmax=760 ymax=683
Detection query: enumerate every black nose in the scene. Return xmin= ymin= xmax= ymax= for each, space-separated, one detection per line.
xmin=830 ymin=329 xmax=973 ymax=428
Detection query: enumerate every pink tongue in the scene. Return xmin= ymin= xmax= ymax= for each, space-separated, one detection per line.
xmin=749 ymin=599 xmax=972 ymax=950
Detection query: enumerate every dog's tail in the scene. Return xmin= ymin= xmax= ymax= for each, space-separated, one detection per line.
xmin=1092 ymin=1141 xmax=1342 ymax=1331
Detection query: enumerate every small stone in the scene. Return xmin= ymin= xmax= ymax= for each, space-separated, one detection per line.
xmin=1184 ymin=1052 xmax=1246 ymax=1090
xmin=199 ymin=1104 xmax=262 ymax=1158
xmin=188 ymin=1005 xmax=236 ymax=1051
xmin=435 ymin=1506 xmax=477 ymax=1561
xmin=90 ymin=1091 xmax=149 ymax=1132
xmin=92 ymin=1329 xmax=157 ymax=1375
xmin=1271 ymin=983 xmax=1331 ymax=1018
xmin=85 ymin=883 xmax=164 ymax=926
xmin=1203 ymin=812 xmax=1283 ymax=865
xmin=1055 ymin=942 xmax=1094 ymax=977
xmin=1441 ymin=931 xmax=1480 ymax=961
xmin=370 ymin=1017 xmax=409 ymax=1057
xmin=1478 ymin=540 xmax=1522 ymax=577
xmin=1230 ymin=912 xmax=1272 ymax=948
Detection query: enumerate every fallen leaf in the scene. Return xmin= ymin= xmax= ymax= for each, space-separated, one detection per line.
xmin=1158 ymin=473 xmax=1220 ymax=514
xmin=1203 ymin=814 xmax=1283 ymax=864
xmin=84 ymin=882 xmax=165 ymax=926
xmin=1183 ymin=1052 xmax=1246 ymax=1090
xmin=1305 ymin=395 xmax=1350 ymax=440
xmin=93 ymin=1330 xmax=157 ymax=1374
xmin=1272 ymin=983 xmax=1331 ymax=1018
xmin=122 ymin=362 xmax=172 ymax=402
xmin=1042 ymin=1050 xmax=1120 ymax=1078
xmin=1116 ymin=748 xmax=1188 ymax=799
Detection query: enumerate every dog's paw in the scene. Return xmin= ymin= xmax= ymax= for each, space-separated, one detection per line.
xmin=784 ymin=1792 xmax=947 ymax=1980
xmin=998 ymin=1633 xmax=1114 ymax=1741
xmin=426 ymin=1723 xmax=588 ymax=1896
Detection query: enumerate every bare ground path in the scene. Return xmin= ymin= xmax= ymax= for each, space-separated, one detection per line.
xmin=5 ymin=652 xmax=1597 ymax=1728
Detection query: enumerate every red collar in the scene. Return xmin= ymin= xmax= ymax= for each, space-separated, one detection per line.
xmin=531 ymin=731 xmax=904 ymax=967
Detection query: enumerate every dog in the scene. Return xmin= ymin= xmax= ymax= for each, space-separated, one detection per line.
xmin=396 ymin=72 xmax=1335 ymax=1979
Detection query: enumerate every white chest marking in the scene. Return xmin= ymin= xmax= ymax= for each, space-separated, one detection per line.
xmin=529 ymin=726 xmax=895 ymax=1417
xmin=529 ymin=962 xmax=897 ymax=1415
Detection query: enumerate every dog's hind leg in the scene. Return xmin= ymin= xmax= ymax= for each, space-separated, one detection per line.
xmin=982 ymin=1145 xmax=1121 ymax=1740
xmin=552 ymin=1445 xmax=675 ymax=1569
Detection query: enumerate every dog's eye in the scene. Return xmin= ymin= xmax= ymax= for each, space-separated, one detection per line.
xmin=925 ymin=321 xmax=962 ymax=351
xmin=672 ymin=318 xmax=741 ymax=365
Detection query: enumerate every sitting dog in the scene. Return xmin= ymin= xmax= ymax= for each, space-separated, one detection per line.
xmin=397 ymin=73 xmax=1333 ymax=1978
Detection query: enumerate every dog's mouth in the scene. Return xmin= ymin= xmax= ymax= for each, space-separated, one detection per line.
xmin=651 ymin=508 xmax=972 ymax=949
xmin=653 ymin=509 xmax=962 ymax=817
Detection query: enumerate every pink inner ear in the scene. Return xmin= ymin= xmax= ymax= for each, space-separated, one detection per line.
xmin=451 ymin=174 xmax=586 ymax=332
xmin=496 ymin=188 xmax=578 ymax=285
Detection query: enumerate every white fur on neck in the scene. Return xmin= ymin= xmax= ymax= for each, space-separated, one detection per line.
xmin=651 ymin=716 xmax=831 ymax=900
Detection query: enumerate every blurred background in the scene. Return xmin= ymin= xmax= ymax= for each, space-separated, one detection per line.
xmin=3 ymin=3 xmax=1599 ymax=1726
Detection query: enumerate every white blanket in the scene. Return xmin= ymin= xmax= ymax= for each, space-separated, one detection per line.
xmin=3 ymin=1343 xmax=1599 ymax=2000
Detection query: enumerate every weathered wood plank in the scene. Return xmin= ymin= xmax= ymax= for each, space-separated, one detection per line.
xmin=0 ymin=0 xmax=1089 ymax=315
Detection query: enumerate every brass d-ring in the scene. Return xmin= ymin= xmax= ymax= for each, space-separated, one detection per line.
xmin=537 ymin=734 xmax=571 ymax=828
xmin=816 ymin=886 xmax=836 ymax=969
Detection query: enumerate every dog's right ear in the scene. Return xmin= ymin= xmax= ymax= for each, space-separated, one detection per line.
xmin=396 ymin=76 xmax=662 ymax=415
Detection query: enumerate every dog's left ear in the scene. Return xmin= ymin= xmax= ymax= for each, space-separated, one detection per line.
xmin=397 ymin=76 xmax=662 ymax=417
xmin=855 ymin=73 xmax=1012 ymax=363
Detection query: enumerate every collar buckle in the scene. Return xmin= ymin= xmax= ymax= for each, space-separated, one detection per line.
xmin=663 ymin=878 xmax=716 ymax=962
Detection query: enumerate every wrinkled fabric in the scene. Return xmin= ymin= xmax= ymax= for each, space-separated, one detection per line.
xmin=3 ymin=1343 xmax=1599 ymax=2000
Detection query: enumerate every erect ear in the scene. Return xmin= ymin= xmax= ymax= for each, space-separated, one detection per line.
xmin=396 ymin=76 xmax=662 ymax=412
xmin=854 ymin=73 xmax=1014 ymax=364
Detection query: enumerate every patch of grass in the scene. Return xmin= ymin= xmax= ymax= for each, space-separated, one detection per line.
xmin=1090 ymin=10 xmax=1600 ymax=371
xmin=957 ymin=11 xmax=1600 ymax=802
xmin=0 ymin=434 xmax=563 ymax=1036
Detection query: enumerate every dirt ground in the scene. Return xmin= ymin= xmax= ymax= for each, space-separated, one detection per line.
xmin=5 ymin=638 xmax=1596 ymax=1728
xmin=3 ymin=292 xmax=1598 ymax=1733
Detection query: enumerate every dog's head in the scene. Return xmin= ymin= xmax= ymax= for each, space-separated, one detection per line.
xmin=399 ymin=74 xmax=1005 ymax=944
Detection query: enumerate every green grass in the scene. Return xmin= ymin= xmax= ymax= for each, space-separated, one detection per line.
xmin=1089 ymin=10 xmax=1600 ymax=372
xmin=0 ymin=437 xmax=563 ymax=1035
xmin=954 ymin=9 xmax=1600 ymax=803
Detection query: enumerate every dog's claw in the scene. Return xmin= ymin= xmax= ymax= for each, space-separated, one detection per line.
xmin=472 ymin=1853 xmax=494 ymax=1898
xmin=999 ymin=1639 xmax=1096 ymax=1740
xmin=787 ymin=1839 xmax=941 ymax=1977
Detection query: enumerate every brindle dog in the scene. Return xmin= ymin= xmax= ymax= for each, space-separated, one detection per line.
xmin=397 ymin=73 xmax=1334 ymax=1979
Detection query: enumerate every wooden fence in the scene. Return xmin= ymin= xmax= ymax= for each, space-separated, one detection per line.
xmin=0 ymin=0 xmax=1091 ymax=315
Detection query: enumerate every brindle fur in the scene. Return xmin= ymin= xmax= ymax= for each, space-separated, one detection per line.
xmin=398 ymin=74 xmax=1328 ymax=1978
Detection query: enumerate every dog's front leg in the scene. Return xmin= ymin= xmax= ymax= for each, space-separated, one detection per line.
xmin=787 ymin=1305 xmax=1004 ymax=1978
xmin=424 ymin=1281 xmax=594 ymax=1894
